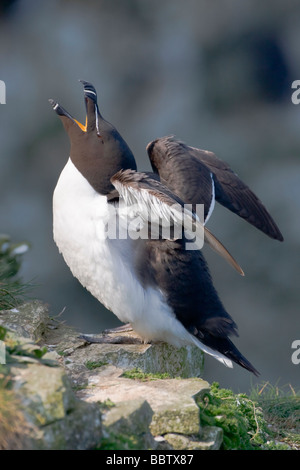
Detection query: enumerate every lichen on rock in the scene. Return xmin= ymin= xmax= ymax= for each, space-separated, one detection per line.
xmin=2 ymin=300 xmax=291 ymax=450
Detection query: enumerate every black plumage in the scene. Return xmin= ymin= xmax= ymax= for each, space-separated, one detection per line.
xmin=50 ymin=81 xmax=283 ymax=377
xmin=133 ymin=236 xmax=258 ymax=376
xmin=147 ymin=136 xmax=283 ymax=241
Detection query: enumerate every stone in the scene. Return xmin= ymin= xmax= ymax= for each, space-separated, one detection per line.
xmin=38 ymin=400 xmax=102 ymax=450
xmin=199 ymin=426 xmax=223 ymax=450
xmin=152 ymin=435 xmax=174 ymax=450
xmin=44 ymin=320 xmax=86 ymax=358
xmin=76 ymin=364 xmax=210 ymax=436
xmin=0 ymin=305 xmax=103 ymax=452
xmin=164 ymin=426 xmax=223 ymax=450
xmin=148 ymin=378 xmax=207 ymax=436
xmin=11 ymin=362 xmax=77 ymax=426
xmin=0 ymin=301 xmax=221 ymax=450
xmin=102 ymin=398 xmax=156 ymax=449
xmin=103 ymin=399 xmax=153 ymax=435
xmin=49 ymin=329 xmax=204 ymax=381
xmin=8 ymin=357 xmax=102 ymax=450
xmin=0 ymin=301 xmax=48 ymax=341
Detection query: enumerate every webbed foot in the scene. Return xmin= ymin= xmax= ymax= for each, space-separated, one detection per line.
xmin=78 ymin=332 xmax=143 ymax=345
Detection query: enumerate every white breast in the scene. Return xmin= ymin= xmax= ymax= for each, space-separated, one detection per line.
xmin=53 ymin=159 xmax=234 ymax=367
xmin=53 ymin=159 xmax=191 ymax=346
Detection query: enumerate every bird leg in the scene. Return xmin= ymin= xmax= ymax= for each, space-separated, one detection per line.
xmin=78 ymin=323 xmax=148 ymax=344
xmin=78 ymin=333 xmax=144 ymax=344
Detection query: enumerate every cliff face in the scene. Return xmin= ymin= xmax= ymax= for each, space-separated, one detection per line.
xmin=0 ymin=301 xmax=297 ymax=450
xmin=0 ymin=301 xmax=223 ymax=450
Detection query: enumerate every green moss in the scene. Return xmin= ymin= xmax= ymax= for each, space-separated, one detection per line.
xmin=1 ymin=331 xmax=57 ymax=371
xmin=98 ymin=398 xmax=116 ymax=412
xmin=95 ymin=432 xmax=140 ymax=450
xmin=5 ymin=337 xmax=48 ymax=363
xmin=196 ymin=382 xmax=270 ymax=450
xmin=72 ymin=384 xmax=89 ymax=392
xmin=57 ymin=350 xmax=68 ymax=357
xmin=121 ymin=367 xmax=171 ymax=381
xmin=196 ymin=382 xmax=300 ymax=450
xmin=85 ymin=360 xmax=108 ymax=370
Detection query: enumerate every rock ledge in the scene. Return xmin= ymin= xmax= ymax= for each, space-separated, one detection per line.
xmin=0 ymin=301 xmax=223 ymax=450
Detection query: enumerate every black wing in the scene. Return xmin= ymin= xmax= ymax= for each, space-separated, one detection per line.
xmin=147 ymin=137 xmax=214 ymax=221
xmin=110 ymin=169 xmax=244 ymax=275
xmin=134 ymin=234 xmax=259 ymax=375
xmin=147 ymin=136 xmax=283 ymax=241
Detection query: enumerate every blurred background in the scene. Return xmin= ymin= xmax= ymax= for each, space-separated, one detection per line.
xmin=0 ymin=0 xmax=299 ymax=394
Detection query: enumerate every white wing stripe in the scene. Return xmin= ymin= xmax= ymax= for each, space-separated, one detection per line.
xmin=205 ymin=173 xmax=216 ymax=224
xmin=112 ymin=179 xmax=204 ymax=248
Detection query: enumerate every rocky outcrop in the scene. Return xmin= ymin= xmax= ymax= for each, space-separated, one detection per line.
xmin=0 ymin=302 xmax=102 ymax=450
xmin=0 ymin=301 xmax=223 ymax=450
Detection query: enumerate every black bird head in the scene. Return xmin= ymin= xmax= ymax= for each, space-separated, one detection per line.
xmin=49 ymin=81 xmax=137 ymax=194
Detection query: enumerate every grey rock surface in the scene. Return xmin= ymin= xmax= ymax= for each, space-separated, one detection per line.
xmin=0 ymin=301 xmax=222 ymax=450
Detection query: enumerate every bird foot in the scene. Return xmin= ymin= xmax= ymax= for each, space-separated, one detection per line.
xmin=78 ymin=332 xmax=144 ymax=345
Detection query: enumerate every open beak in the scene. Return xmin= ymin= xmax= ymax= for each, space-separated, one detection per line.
xmin=49 ymin=80 xmax=100 ymax=134
xmin=48 ymin=97 xmax=87 ymax=132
